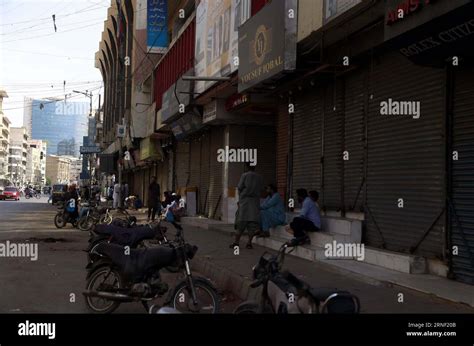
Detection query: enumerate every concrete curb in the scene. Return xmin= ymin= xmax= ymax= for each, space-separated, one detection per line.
xmin=192 ymin=256 xmax=261 ymax=302
xmin=181 ymin=217 xmax=474 ymax=308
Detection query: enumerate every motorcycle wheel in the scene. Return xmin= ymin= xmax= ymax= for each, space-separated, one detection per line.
xmin=35 ymin=193 xmax=41 ymax=199
xmin=78 ymin=216 xmax=92 ymax=231
xmin=25 ymin=194 xmax=31 ymax=199
xmin=54 ymin=213 xmax=66 ymax=228
xmin=85 ymin=267 xmax=123 ymax=314
xmin=169 ymin=277 xmax=220 ymax=314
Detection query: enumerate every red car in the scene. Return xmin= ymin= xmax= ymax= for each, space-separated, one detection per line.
xmin=0 ymin=187 xmax=20 ymax=201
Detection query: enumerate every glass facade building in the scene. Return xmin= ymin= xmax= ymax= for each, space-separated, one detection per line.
xmin=24 ymin=99 xmax=89 ymax=158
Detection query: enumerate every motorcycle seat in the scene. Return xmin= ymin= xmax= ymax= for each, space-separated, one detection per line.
xmin=95 ymin=242 xmax=177 ymax=278
xmin=93 ymin=224 xmax=156 ymax=245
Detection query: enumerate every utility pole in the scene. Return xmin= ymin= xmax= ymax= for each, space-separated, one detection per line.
xmin=72 ymin=90 xmax=93 ymax=116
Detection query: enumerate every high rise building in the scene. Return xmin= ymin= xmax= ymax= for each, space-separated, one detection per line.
xmin=8 ymin=127 xmax=28 ymax=186
xmin=26 ymin=139 xmax=47 ymax=187
xmin=23 ymin=97 xmax=89 ymax=158
xmin=0 ymin=90 xmax=12 ymax=185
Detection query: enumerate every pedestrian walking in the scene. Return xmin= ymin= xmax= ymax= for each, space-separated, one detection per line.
xmin=147 ymin=176 xmax=161 ymax=222
xmin=113 ymin=182 xmax=120 ymax=209
xmin=108 ymin=185 xmax=114 ymax=200
xmin=230 ymin=163 xmax=264 ymax=250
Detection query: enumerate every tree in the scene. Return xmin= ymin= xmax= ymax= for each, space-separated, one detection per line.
xmin=46 ymin=177 xmax=52 ymax=186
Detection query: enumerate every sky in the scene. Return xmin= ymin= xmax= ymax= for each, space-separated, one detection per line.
xmin=0 ymin=0 xmax=109 ymax=127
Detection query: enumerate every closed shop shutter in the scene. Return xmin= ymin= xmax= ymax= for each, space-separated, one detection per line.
xmin=199 ymin=131 xmax=211 ymax=215
xmin=243 ymin=125 xmax=276 ymax=188
xmin=157 ymin=157 xmax=169 ymax=195
xmin=189 ymin=139 xmax=201 ymax=188
xmin=322 ymin=80 xmax=344 ymax=210
xmin=344 ymin=67 xmax=366 ymax=212
xmin=133 ymin=169 xmax=143 ymax=202
xmin=292 ymin=90 xmax=323 ymax=200
xmin=175 ymin=141 xmax=189 ymax=191
xmin=277 ymin=104 xmax=289 ymax=199
xmin=366 ymin=51 xmax=445 ymax=258
xmin=450 ymin=68 xmax=474 ymax=284
xmin=208 ymin=127 xmax=224 ymax=219
xmin=143 ymin=168 xmax=150 ymax=206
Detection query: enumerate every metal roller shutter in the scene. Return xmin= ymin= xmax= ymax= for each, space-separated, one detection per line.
xmin=208 ymin=127 xmax=224 ymax=219
xmin=199 ymin=131 xmax=211 ymax=216
xmin=277 ymin=104 xmax=289 ymax=199
xmin=133 ymin=169 xmax=143 ymax=202
xmin=189 ymin=139 xmax=201 ymax=188
xmin=156 ymin=158 xmax=169 ymax=194
xmin=366 ymin=51 xmax=445 ymax=258
xmin=175 ymin=141 xmax=189 ymax=191
xmin=143 ymin=168 xmax=150 ymax=206
xmin=344 ymin=67 xmax=366 ymax=212
xmin=322 ymin=80 xmax=344 ymax=210
xmin=292 ymin=90 xmax=323 ymax=199
xmin=243 ymin=125 xmax=276 ymax=187
xmin=450 ymin=68 xmax=474 ymax=284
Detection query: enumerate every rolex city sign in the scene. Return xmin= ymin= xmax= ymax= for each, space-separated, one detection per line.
xmin=238 ymin=0 xmax=297 ymax=93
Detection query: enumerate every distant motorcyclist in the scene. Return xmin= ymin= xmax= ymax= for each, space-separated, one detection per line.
xmin=64 ymin=184 xmax=79 ymax=220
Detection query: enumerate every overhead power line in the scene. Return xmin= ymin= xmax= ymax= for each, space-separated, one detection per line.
xmin=1 ymin=85 xmax=103 ymax=111
xmin=0 ymin=3 xmax=107 ymax=26
xmin=4 ymin=48 xmax=97 ymax=60
xmin=1 ymin=21 xmax=106 ymax=43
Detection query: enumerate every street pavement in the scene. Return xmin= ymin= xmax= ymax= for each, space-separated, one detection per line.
xmin=0 ymin=197 xmax=241 ymax=313
xmin=0 ymin=198 xmax=473 ymax=313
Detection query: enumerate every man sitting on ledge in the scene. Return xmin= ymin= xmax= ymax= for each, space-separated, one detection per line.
xmin=257 ymin=184 xmax=286 ymax=238
xmin=285 ymin=188 xmax=321 ymax=246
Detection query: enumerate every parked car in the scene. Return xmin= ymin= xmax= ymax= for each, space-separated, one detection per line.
xmin=51 ymin=184 xmax=68 ymax=205
xmin=0 ymin=186 xmax=20 ymax=201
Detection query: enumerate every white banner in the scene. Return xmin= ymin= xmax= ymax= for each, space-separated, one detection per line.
xmin=194 ymin=0 xmax=240 ymax=94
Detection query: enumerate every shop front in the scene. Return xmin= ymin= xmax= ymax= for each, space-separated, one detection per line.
xmin=383 ymin=0 xmax=474 ymax=283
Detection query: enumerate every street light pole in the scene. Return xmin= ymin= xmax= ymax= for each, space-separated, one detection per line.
xmin=72 ymin=90 xmax=93 ymax=116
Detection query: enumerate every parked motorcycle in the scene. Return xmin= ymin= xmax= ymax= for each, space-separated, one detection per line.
xmin=83 ymin=222 xmax=220 ymax=314
xmin=234 ymin=243 xmax=361 ymax=314
xmin=78 ymin=203 xmax=113 ymax=231
xmin=86 ymin=222 xmax=168 ymax=260
xmin=86 ymin=221 xmax=180 ymax=273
